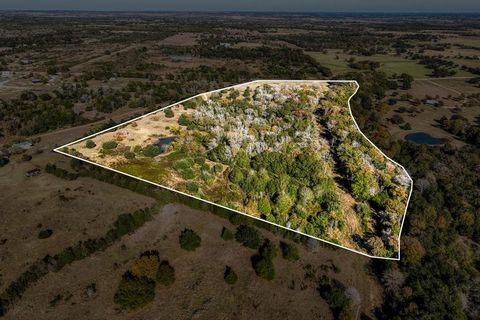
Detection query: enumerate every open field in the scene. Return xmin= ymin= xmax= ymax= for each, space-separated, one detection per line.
xmin=0 ymin=130 xmax=382 ymax=320
xmin=5 ymin=202 xmax=382 ymax=320
xmin=307 ymin=50 xmax=433 ymax=77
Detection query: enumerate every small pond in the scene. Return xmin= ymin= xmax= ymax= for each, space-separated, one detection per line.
xmin=405 ymin=132 xmax=445 ymax=145
xmin=155 ymin=136 xmax=176 ymax=152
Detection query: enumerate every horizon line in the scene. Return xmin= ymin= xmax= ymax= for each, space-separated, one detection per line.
xmin=1 ymin=9 xmax=479 ymax=15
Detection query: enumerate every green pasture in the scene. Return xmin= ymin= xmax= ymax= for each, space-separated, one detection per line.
xmin=307 ymin=50 xmax=433 ymax=78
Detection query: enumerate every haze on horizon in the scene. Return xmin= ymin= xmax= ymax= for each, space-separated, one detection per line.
xmin=0 ymin=0 xmax=479 ymax=13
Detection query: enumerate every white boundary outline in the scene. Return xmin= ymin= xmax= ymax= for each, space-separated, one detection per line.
xmin=54 ymin=80 xmax=413 ymax=260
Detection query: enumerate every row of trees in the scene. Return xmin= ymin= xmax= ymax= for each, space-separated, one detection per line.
xmin=0 ymin=206 xmax=157 ymax=316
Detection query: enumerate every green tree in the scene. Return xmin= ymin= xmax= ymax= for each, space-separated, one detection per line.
xmin=164 ymin=108 xmax=174 ymax=118
xmin=113 ymin=273 xmax=155 ymax=310
xmin=221 ymin=227 xmax=234 ymax=240
xmin=156 ymin=261 xmax=175 ymax=286
xmin=235 ymin=225 xmax=262 ymax=249
xmin=235 ymin=150 xmax=250 ymax=168
xmin=400 ymin=73 xmax=414 ymax=90
xmin=273 ymin=192 xmax=293 ymax=219
xmin=143 ymin=144 xmax=161 ymax=157
xmin=178 ymin=114 xmax=191 ymax=126
xmin=258 ymin=196 xmax=272 ymax=216
xmin=213 ymin=163 xmax=224 ymax=174
xmin=131 ymin=255 xmax=159 ymax=280
xmin=252 ymin=256 xmax=275 ymax=280
xmin=280 ymin=241 xmax=299 ymax=261
xmin=85 ymin=139 xmax=96 ymax=148
xmin=186 ymin=181 xmax=199 ymax=193
xmin=229 ymin=167 xmax=244 ymax=184
xmin=102 ymin=140 xmax=118 ymax=150
xmin=320 ymin=191 xmax=341 ymax=212
xmin=351 ymin=171 xmax=374 ymax=201
xmin=124 ymin=150 xmax=135 ymax=159
xmin=179 ymin=229 xmax=201 ymax=251
xmin=223 ymin=266 xmax=238 ymax=284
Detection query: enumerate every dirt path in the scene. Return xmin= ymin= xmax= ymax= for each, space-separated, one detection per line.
xmin=422 ymin=79 xmax=463 ymax=95
xmin=68 ymin=44 xmax=140 ymax=72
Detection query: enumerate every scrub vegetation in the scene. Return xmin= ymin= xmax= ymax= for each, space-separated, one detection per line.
xmin=65 ymin=81 xmax=411 ymax=257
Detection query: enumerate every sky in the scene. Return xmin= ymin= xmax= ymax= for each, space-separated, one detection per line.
xmin=0 ymin=0 xmax=479 ymax=13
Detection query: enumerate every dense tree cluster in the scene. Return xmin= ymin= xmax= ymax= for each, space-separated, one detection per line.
xmin=346 ymin=69 xmax=480 ymax=319
xmin=438 ymin=115 xmax=480 ymax=146
xmin=318 ymin=276 xmax=354 ymax=320
xmin=114 ymin=251 xmax=175 ymax=310
xmin=411 ymin=54 xmax=458 ymax=77
xmin=195 ymin=45 xmax=332 ymax=78
xmin=68 ymin=82 xmax=410 ymax=257
xmin=170 ymin=83 xmax=408 ymax=256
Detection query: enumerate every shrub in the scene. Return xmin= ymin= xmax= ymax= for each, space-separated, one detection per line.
xmin=280 ymin=241 xmax=299 ymax=261
xmin=356 ymin=203 xmax=372 ymax=231
xmin=38 ymin=228 xmax=53 ymax=239
xmin=320 ymin=191 xmax=341 ymax=212
xmin=213 ymin=163 xmax=223 ymax=174
xmin=143 ymin=144 xmax=161 ymax=157
xmin=224 ymin=266 xmax=238 ymax=284
xmin=156 ymin=261 xmax=175 ymax=286
xmin=200 ymin=163 xmax=210 ymax=172
xmin=0 ymin=156 xmax=9 ymax=167
xmin=195 ymin=156 xmax=206 ymax=165
xmin=164 ymin=108 xmax=174 ymax=118
xmin=251 ymin=256 xmax=275 ymax=280
xmin=85 ymin=139 xmax=96 ymax=148
xmin=179 ymin=229 xmax=201 ymax=251
xmin=131 ymin=255 xmax=160 ymax=280
xmin=186 ymin=181 xmax=199 ymax=193
xmin=114 ymin=273 xmax=155 ymax=310
xmin=391 ymin=114 xmax=405 ymax=124
xmin=178 ymin=114 xmax=191 ymax=126
xmin=235 ymin=225 xmax=262 ymax=249
xmin=259 ymin=239 xmax=278 ymax=260
xmin=318 ymin=276 xmax=353 ymax=320
xmin=181 ymin=168 xmax=195 ymax=180
xmin=273 ymin=192 xmax=293 ymax=218
xmin=250 ymin=239 xmax=278 ymax=280
xmin=351 ymin=172 xmax=374 ymax=201
xmin=173 ymin=159 xmax=190 ymax=171
xmin=229 ymin=167 xmax=244 ymax=184
xmin=102 ymin=140 xmax=118 ymax=150
xmin=124 ymin=150 xmax=135 ymax=159
xmin=221 ymin=227 xmax=234 ymax=240
xmin=258 ymin=196 xmax=272 ymax=216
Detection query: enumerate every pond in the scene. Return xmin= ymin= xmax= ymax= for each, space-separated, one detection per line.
xmin=405 ymin=132 xmax=446 ymax=145
xmin=155 ymin=136 xmax=176 ymax=153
